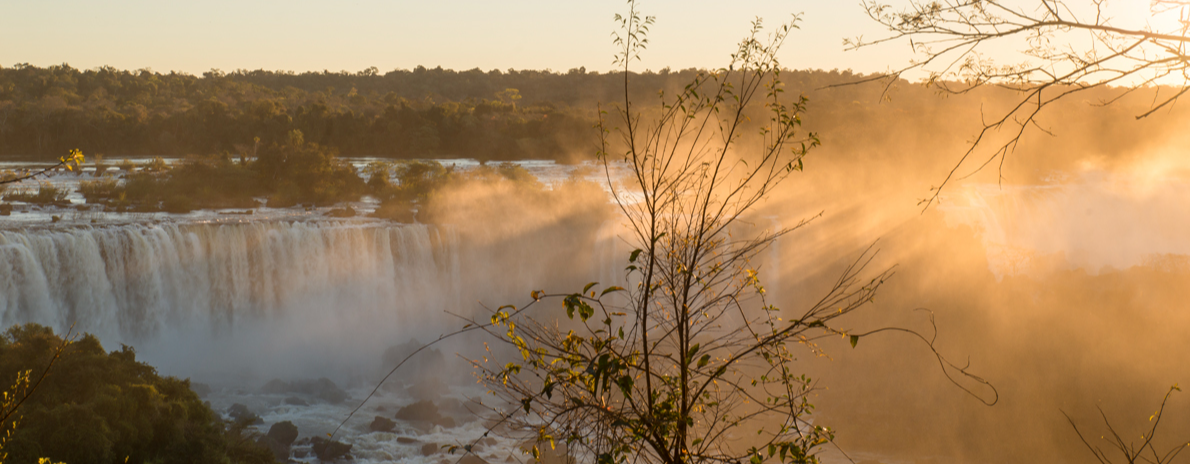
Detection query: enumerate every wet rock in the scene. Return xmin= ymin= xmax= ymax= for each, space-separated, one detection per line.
xmin=421 ymin=443 xmax=440 ymax=456
xmin=1 ymin=204 xmax=12 ymax=216
xmin=308 ymin=436 xmax=353 ymax=462
xmin=261 ymin=377 xmax=348 ymax=404
xmin=227 ymin=403 xmax=262 ymax=424
xmin=283 ymin=396 xmax=308 ymax=406
xmin=369 ymin=415 xmax=397 ymax=433
xmin=396 ymin=436 xmax=418 ymax=444
xmin=189 ymin=381 xmax=211 ymax=398
xmin=267 ymin=421 xmax=299 ymax=448
xmin=395 ymin=400 xmax=456 ymax=428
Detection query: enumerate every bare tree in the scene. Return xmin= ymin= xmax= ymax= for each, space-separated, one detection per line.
xmin=456 ymin=2 xmax=997 ymax=463
xmin=328 ymin=4 xmax=998 ymax=462
xmin=847 ymin=0 xmax=1190 ymax=208
xmin=1063 ymin=384 xmax=1190 ymax=464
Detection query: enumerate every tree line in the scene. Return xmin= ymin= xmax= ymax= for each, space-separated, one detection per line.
xmin=0 ymin=63 xmax=910 ymax=162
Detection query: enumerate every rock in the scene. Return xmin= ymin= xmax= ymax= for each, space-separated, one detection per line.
xmin=267 ymin=421 xmax=299 ymax=447
xmin=302 ymin=378 xmax=348 ymax=403
xmin=283 ymin=396 xmax=308 ymax=406
xmin=396 ymin=436 xmax=418 ymax=444
xmin=369 ymin=415 xmax=396 ymax=433
xmin=0 ymin=204 xmax=12 ymax=216
xmin=309 ymin=436 xmax=353 ymax=462
xmin=421 ymin=443 xmax=439 ymax=456
xmin=189 ymin=381 xmax=211 ymax=398
xmin=227 ymin=403 xmax=262 ymax=425
xmin=395 ymin=400 xmax=457 ymax=430
xmin=50 ymin=215 xmax=60 ymax=223
xmin=395 ymin=400 xmax=440 ymax=423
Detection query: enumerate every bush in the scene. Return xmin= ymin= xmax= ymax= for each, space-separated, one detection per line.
xmin=78 ymin=178 xmax=120 ymax=201
xmin=370 ymin=160 xmax=454 ymax=222
xmin=0 ymin=324 xmax=274 ymax=463
xmin=80 ymin=155 xmax=265 ymax=212
xmin=256 ymin=130 xmax=365 ymax=207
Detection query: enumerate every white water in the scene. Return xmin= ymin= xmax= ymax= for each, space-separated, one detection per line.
xmin=0 ymin=221 xmax=462 ymax=376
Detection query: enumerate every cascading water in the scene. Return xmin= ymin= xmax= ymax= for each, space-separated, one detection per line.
xmin=0 ymin=220 xmax=462 ymax=377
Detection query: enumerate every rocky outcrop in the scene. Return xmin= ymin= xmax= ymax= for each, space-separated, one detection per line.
xmin=394 ymin=400 xmax=456 ymax=429
xmin=307 ymin=436 xmax=353 ymax=462
xmin=226 ymin=403 xmax=262 ymax=425
xmin=259 ymin=421 xmax=299 ymax=461
xmin=369 ymin=415 xmax=397 ymax=433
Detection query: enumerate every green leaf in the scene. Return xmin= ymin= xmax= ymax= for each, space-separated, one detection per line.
xmin=583 ymin=282 xmax=599 ymax=294
xmin=600 ymin=286 xmax=625 ymax=297
xmin=849 ymin=335 xmax=859 ymax=348
xmin=686 ymin=343 xmax=700 ymax=363
xmin=697 ymin=354 xmax=710 ymax=368
xmin=629 ymin=249 xmax=643 ymax=263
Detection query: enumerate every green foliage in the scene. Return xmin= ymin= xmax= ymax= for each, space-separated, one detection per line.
xmin=471 ymin=5 xmax=864 ymax=462
xmin=369 ymin=160 xmax=453 ymax=221
xmin=256 ymin=130 xmax=366 ymax=207
xmin=0 ymin=64 xmax=605 ymax=162
xmin=78 ymin=135 xmax=364 ymax=212
xmin=0 ymin=324 xmax=274 ymax=464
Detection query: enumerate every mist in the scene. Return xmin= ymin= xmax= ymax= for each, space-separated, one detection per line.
xmin=2 ymin=62 xmax=1189 ymax=462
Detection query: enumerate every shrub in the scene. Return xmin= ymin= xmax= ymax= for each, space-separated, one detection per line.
xmin=0 ymin=324 xmax=274 ymax=463
xmin=256 ymin=130 xmax=365 ymax=207
xmin=78 ymin=178 xmax=120 ymax=201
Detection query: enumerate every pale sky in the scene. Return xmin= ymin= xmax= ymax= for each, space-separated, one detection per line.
xmin=1 ymin=1 xmax=1161 ymax=77
xmin=0 ymin=1 xmax=906 ymax=75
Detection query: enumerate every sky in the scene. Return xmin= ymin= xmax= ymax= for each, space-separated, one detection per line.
xmin=0 ymin=1 xmax=910 ymax=75
xmin=1 ymin=0 xmax=1162 ymax=77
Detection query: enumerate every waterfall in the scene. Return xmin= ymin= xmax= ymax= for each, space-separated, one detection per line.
xmin=0 ymin=221 xmax=461 ymax=353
